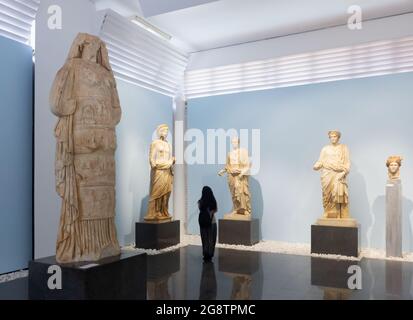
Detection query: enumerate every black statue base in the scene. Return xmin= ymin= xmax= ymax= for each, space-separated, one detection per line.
xmin=28 ymin=251 xmax=147 ymax=300
xmin=218 ymin=219 xmax=259 ymax=246
xmin=136 ymin=220 xmax=180 ymax=250
xmin=311 ymin=224 xmax=359 ymax=257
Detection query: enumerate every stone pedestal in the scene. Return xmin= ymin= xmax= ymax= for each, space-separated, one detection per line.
xmin=135 ymin=220 xmax=180 ymax=250
xmin=311 ymin=224 xmax=359 ymax=257
xmin=28 ymin=251 xmax=147 ymax=300
xmin=386 ymin=180 xmax=402 ymax=257
xmin=218 ymin=219 xmax=259 ymax=246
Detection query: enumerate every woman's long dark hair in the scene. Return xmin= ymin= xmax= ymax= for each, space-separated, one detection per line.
xmin=198 ymin=186 xmax=217 ymax=212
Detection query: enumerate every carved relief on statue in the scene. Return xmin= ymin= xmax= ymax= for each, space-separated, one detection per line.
xmin=50 ymin=33 xmax=121 ymax=263
xmin=386 ymin=156 xmax=402 ymax=181
xmin=313 ymin=131 xmax=356 ymax=227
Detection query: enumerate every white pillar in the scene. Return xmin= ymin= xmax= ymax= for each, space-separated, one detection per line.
xmin=173 ymin=93 xmax=187 ymax=238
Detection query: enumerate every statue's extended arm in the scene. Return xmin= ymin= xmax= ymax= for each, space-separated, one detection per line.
xmin=313 ymin=148 xmax=324 ymax=171
xmin=218 ymin=154 xmax=230 ymax=176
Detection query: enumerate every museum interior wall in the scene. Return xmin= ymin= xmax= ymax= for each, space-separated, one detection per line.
xmin=0 ymin=36 xmax=33 ymax=274
xmin=187 ymin=71 xmax=413 ymax=252
xmin=34 ymin=0 xmax=98 ymax=259
xmin=115 ymin=80 xmax=173 ymax=246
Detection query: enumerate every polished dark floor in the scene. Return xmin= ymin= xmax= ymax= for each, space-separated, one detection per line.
xmin=1 ymin=245 xmax=413 ymax=300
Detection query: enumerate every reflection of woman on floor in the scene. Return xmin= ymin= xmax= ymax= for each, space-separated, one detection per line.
xmin=199 ymin=260 xmax=217 ymax=300
xmin=198 ymin=186 xmax=217 ymax=261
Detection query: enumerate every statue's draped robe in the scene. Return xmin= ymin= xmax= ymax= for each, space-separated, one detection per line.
xmin=145 ymin=140 xmax=173 ymax=220
xmin=50 ymin=58 xmax=121 ymax=262
xmin=226 ymin=148 xmax=251 ymax=215
xmin=317 ymin=144 xmax=350 ymax=218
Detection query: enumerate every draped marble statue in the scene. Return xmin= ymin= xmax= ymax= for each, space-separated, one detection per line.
xmin=313 ymin=131 xmax=356 ymax=226
xmin=218 ymin=137 xmax=252 ymax=220
xmin=385 ymin=155 xmax=403 ymax=257
xmin=50 ymin=33 xmax=121 ymax=263
xmin=144 ymin=124 xmax=174 ymax=222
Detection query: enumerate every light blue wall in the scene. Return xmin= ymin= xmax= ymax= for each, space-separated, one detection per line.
xmin=0 ymin=36 xmax=33 ymax=273
xmin=187 ymin=72 xmax=413 ymax=251
xmin=115 ymin=80 xmax=173 ymax=246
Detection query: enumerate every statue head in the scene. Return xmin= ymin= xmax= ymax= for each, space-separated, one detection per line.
xmin=231 ymin=136 xmax=240 ymax=150
xmin=157 ymin=124 xmax=169 ymax=140
xmin=67 ymin=33 xmax=112 ymax=71
xmin=328 ymin=130 xmax=341 ymax=145
xmin=386 ymin=156 xmax=403 ymax=180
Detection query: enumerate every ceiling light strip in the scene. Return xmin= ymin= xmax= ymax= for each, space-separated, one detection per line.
xmin=185 ymin=54 xmax=413 ymax=88
xmin=100 ymin=10 xmax=189 ymax=97
xmin=185 ymin=36 xmax=413 ymax=99
xmin=0 ymin=0 xmax=39 ymax=45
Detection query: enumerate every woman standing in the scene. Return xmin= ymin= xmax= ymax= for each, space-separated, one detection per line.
xmin=198 ymin=186 xmax=217 ymax=261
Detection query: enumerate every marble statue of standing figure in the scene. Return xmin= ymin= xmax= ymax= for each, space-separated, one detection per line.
xmin=50 ymin=33 xmax=121 ymax=263
xmin=218 ymin=137 xmax=252 ymax=220
xmin=385 ymin=155 xmax=403 ymax=257
xmin=145 ymin=124 xmax=175 ymax=222
xmin=313 ymin=131 xmax=355 ymax=226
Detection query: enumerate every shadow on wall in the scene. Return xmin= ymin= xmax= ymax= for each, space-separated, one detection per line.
xmin=349 ymin=163 xmax=371 ymax=248
xmin=122 ymin=188 xmax=149 ymax=245
xmin=250 ymin=176 xmax=263 ymax=240
xmin=139 ymin=195 xmax=149 ymax=223
xmin=189 ymin=171 xmax=225 ymax=234
xmin=371 ymin=190 xmax=413 ymax=253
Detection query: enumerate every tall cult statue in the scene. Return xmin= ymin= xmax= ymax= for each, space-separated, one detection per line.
xmin=50 ymin=33 xmax=121 ymax=263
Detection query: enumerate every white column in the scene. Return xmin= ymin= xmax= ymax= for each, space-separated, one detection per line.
xmin=173 ymin=92 xmax=187 ymax=237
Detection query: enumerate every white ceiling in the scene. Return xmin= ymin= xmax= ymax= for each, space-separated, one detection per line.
xmin=93 ymin=0 xmax=413 ymax=53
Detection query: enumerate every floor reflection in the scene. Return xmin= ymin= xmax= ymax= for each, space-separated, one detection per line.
xmin=147 ymin=276 xmax=172 ymax=300
xmin=199 ymin=261 xmax=217 ymax=300
xmin=229 ymin=274 xmax=252 ymax=300
xmin=2 ymin=245 xmax=413 ymax=300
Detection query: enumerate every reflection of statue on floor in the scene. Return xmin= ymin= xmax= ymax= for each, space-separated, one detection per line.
xmin=218 ymin=137 xmax=252 ymax=221
xmin=322 ymin=287 xmax=352 ymax=300
xmin=231 ymin=274 xmax=252 ymax=300
xmin=147 ymin=276 xmax=171 ymax=300
xmin=313 ymin=131 xmax=356 ymax=227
